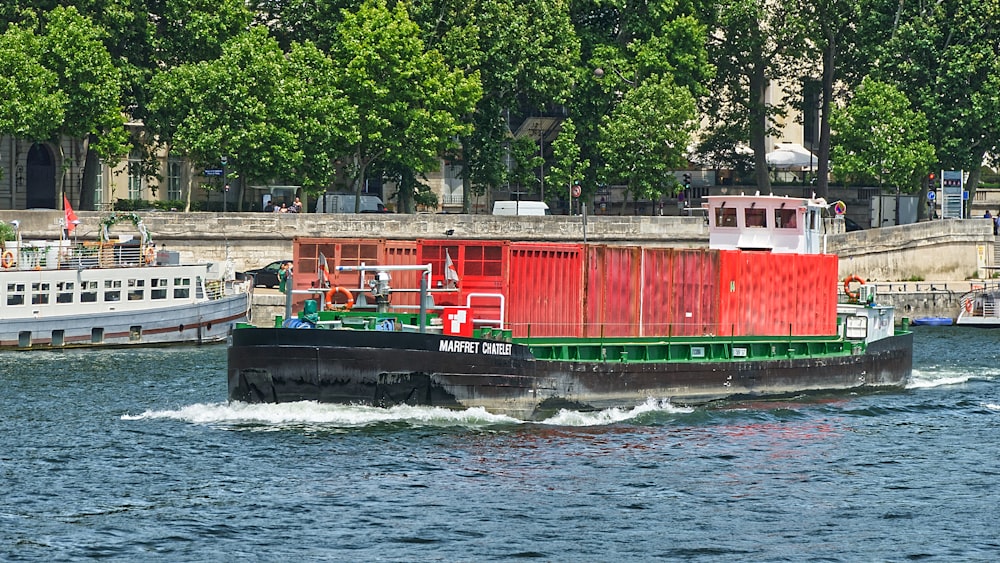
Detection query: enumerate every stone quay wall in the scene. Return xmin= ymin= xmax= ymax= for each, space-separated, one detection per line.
xmin=1 ymin=210 xmax=993 ymax=323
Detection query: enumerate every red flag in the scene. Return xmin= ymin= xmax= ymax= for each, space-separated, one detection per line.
xmin=63 ymin=195 xmax=79 ymax=234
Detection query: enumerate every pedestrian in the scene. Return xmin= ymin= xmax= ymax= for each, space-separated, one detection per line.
xmin=994 ymin=212 xmax=999 ymax=236
xmin=293 ymin=197 xmax=303 ymax=213
xmin=985 ymin=210 xmax=992 ymax=219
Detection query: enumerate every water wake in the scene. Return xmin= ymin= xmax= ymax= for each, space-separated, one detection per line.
xmin=122 ymin=397 xmax=691 ymax=429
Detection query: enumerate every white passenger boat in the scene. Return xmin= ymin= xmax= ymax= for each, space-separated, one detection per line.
xmin=957 ymin=282 xmax=1000 ymax=328
xmin=0 ymin=213 xmax=252 ymax=350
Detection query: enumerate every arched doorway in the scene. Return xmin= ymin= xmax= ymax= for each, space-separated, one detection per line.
xmin=26 ymin=143 xmax=56 ymax=209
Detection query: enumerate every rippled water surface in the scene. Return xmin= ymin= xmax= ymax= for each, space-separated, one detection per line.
xmin=2 ymin=326 xmax=999 ymax=561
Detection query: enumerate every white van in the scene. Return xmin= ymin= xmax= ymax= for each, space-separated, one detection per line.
xmin=315 ymin=192 xmax=388 ymax=213
xmin=492 ymin=201 xmax=549 ymax=216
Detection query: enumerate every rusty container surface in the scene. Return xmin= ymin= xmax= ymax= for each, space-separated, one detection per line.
xmin=508 ymin=243 xmax=585 ymax=338
xmin=641 ymin=248 xmax=721 ymax=337
xmin=584 ymin=245 xmax=641 ymax=338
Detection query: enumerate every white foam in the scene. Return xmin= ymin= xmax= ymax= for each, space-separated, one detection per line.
xmin=907 ymin=370 xmax=976 ymax=389
xmin=983 ymin=403 xmax=1000 ymax=411
xmin=123 ymin=401 xmax=520 ymax=427
xmin=122 ymin=397 xmax=692 ymax=428
xmin=539 ymin=398 xmax=693 ymax=426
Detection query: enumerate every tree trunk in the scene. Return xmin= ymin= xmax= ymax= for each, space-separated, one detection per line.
xmin=749 ymin=60 xmax=772 ymax=193
xmin=80 ymin=134 xmax=100 ymax=211
xmin=816 ymin=36 xmax=836 ymax=201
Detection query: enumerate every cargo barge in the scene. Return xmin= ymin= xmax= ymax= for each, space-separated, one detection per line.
xmin=227 ymin=194 xmax=912 ymax=420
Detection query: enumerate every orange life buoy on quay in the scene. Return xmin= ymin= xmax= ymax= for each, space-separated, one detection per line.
xmin=843 ymin=274 xmax=865 ymax=300
xmin=1 ymin=250 xmax=14 ymax=268
xmin=325 ymin=286 xmax=354 ymax=310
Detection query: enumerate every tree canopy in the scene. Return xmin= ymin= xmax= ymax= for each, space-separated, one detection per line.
xmin=2 ymin=0 xmax=1000 ymax=214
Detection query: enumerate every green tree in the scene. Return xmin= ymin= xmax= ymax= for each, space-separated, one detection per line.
xmin=330 ymin=0 xmax=480 ymax=212
xmin=597 ymin=75 xmax=698 ymax=214
xmin=546 ymin=119 xmax=589 ymax=215
xmin=40 ymin=6 xmax=127 ymax=209
xmin=0 ymin=15 xmax=65 ymax=141
xmin=148 ymin=27 xmax=354 ymax=210
xmin=872 ymin=0 xmax=1000 ymax=199
xmin=831 ymin=76 xmax=935 ymax=193
xmin=701 ymin=0 xmax=794 ymax=192
xmin=572 ymin=1 xmax=711 ymax=207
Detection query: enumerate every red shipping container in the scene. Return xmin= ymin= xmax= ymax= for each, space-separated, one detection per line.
xmin=642 ymin=248 xmax=721 ymax=337
xmin=585 ymin=245 xmax=641 ymax=338
xmin=508 ymin=243 xmax=584 ymax=338
xmin=419 ymin=240 xmax=509 ymax=329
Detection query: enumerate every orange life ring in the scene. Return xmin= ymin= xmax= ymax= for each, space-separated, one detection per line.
xmin=843 ymin=274 xmax=865 ymax=300
xmin=145 ymin=247 xmax=155 ymax=265
xmin=965 ymin=298 xmax=974 ymax=313
xmin=325 ymin=286 xmax=354 ymax=310
xmin=1 ymin=250 xmax=13 ymax=268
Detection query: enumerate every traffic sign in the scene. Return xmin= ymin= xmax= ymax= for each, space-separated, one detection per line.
xmin=204 ymin=169 xmax=223 ymax=176
xmin=572 ymin=184 xmax=581 ymax=198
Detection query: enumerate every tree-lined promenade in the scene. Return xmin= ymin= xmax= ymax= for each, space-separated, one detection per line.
xmin=2 ymin=1 xmax=999 ymax=216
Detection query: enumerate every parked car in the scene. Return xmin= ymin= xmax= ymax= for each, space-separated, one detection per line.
xmin=245 ymin=260 xmax=292 ymax=288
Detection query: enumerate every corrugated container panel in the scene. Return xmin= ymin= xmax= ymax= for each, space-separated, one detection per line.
xmin=378 ymin=241 xmax=420 ymax=308
xmin=717 ymin=250 xmax=748 ymax=336
xmin=418 ymin=239 xmax=509 ymax=326
xmin=585 ymin=245 xmax=641 ymax=338
xmin=717 ymin=250 xmax=839 ymax=337
xmin=643 ymin=249 xmax=721 ymax=337
xmin=508 ymin=243 xmax=584 ymax=338
xmin=794 ymin=254 xmax=838 ymax=335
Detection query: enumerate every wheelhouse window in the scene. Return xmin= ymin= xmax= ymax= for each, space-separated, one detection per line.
xmin=774 ymin=208 xmax=797 ymax=229
xmin=715 ymin=207 xmax=737 ymax=228
xmin=744 ymin=208 xmax=767 ymax=228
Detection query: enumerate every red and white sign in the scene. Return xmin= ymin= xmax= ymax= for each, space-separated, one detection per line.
xmin=442 ymin=307 xmax=473 ymax=337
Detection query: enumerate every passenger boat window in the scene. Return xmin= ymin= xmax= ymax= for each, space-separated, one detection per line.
xmin=31 ymin=282 xmax=50 ymax=305
xmin=7 ymin=282 xmax=24 ymax=305
xmin=744 ymin=208 xmax=767 ymax=228
xmin=104 ymin=279 xmax=121 ymax=302
xmin=81 ymin=281 xmax=98 ymax=303
xmin=174 ymin=277 xmax=190 ymax=299
xmin=774 ymin=209 xmax=797 ymax=229
xmin=715 ymin=207 xmax=737 ymax=227
xmin=56 ymin=281 xmax=74 ymax=304
xmin=128 ymin=278 xmax=145 ymax=301
xmin=151 ymin=278 xmax=168 ymax=299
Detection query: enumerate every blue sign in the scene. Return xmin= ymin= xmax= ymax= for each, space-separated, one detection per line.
xmin=204 ymin=169 xmax=223 ymax=176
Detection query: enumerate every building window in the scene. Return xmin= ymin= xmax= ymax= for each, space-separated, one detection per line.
xmin=167 ymin=159 xmax=182 ymax=201
xmin=95 ymin=161 xmax=105 ymax=208
xmin=128 ymin=151 xmax=144 ymax=200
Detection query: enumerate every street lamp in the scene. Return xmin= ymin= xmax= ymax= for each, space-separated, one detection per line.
xmin=221 ymin=156 xmax=228 ymax=213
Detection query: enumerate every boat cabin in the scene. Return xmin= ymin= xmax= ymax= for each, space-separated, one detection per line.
xmin=705 ymin=193 xmax=827 ymax=254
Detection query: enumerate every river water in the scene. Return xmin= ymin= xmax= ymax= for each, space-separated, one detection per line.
xmin=2 ymin=326 xmax=998 ymax=561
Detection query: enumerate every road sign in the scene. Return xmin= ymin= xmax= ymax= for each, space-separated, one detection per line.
xmin=572 ymin=184 xmax=581 ymax=198
xmin=204 ymin=169 xmax=223 ymax=176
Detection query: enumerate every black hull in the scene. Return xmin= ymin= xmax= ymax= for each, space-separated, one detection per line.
xmin=228 ymin=328 xmax=913 ymax=420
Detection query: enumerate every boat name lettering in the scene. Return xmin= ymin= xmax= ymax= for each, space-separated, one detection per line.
xmin=439 ymin=339 xmax=512 ymax=356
